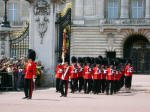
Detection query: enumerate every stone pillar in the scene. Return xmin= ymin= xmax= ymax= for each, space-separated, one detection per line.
xmin=145 ymin=0 xmax=150 ymax=18
xmin=120 ymin=0 xmax=129 ymax=18
xmin=74 ymin=0 xmax=83 ymax=19
xmin=5 ymin=34 xmax=10 ymax=57
xmin=96 ymin=0 xmax=104 ymax=18
xmin=29 ymin=4 xmax=34 ymax=49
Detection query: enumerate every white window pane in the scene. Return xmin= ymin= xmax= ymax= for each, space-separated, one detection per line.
xmin=108 ymin=2 xmax=113 ymax=7
xmin=138 ymin=1 xmax=143 ymax=7
xmin=132 ymin=1 xmax=137 ymax=7
xmin=138 ymin=8 xmax=143 ymax=18
xmin=132 ymin=8 xmax=137 ymax=18
xmin=114 ymin=2 xmax=118 ymax=7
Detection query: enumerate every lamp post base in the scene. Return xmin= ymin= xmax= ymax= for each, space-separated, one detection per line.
xmin=1 ymin=21 xmax=10 ymax=27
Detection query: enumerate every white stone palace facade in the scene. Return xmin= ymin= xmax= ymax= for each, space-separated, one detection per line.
xmin=71 ymin=0 xmax=150 ymax=58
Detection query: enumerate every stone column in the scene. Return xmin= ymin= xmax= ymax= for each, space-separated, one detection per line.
xmin=29 ymin=4 xmax=35 ymax=49
xmin=145 ymin=0 xmax=150 ymax=18
xmin=74 ymin=0 xmax=84 ymax=19
xmin=96 ymin=0 xmax=104 ymax=18
xmin=120 ymin=0 xmax=129 ymax=18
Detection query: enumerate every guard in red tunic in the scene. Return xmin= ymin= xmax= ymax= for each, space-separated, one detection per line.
xmin=70 ymin=56 xmax=78 ymax=93
xmin=125 ymin=59 xmax=134 ymax=91
xmin=77 ymin=57 xmax=84 ymax=92
xmin=83 ymin=57 xmax=92 ymax=94
xmin=92 ymin=58 xmax=101 ymax=94
xmin=23 ymin=49 xmax=36 ymax=99
xmin=56 ymin=58 xmax=63 ymax=92
xmin=60 ymin=59 xmax=70 ymax=97
xmin=101 ymin=59 xmax=107 ymax=93
xmin=106 ymin=60 xmax=114 ymax=95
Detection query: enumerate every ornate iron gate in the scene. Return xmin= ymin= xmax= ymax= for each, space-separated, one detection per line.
xmin=56 ymin=3 xmax=71 ymax=63
xmin=10 ymin=23 xmax=29 ymax=58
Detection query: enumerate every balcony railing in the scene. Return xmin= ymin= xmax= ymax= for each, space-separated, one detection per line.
xmin=100 ymin=18 xmax=150 ymax=25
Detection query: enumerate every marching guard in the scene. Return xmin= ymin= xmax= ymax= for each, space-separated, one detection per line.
xmin=23 ymin=49 xmax=36 ymax=99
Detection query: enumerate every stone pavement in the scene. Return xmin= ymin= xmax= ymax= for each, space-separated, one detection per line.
xmin=0 ymin=75 xmax=150 ymax=112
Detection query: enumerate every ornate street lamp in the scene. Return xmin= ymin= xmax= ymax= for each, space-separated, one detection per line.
xmin=1 ymin=0 xmax=10 ymax=27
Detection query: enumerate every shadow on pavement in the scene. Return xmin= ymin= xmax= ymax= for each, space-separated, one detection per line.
xmin=68 ymin=96 xmax=95 ymax=99
xmin=32 ymin=99 xmax=60 ymax=101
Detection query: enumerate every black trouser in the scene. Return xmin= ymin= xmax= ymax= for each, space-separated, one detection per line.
xmin=93 ymin=79 xmax=100 ymax=94
xmin=114 ymin=80 xmax=119 ymax=93
xmin=106 ymin=80 xmax=114 ymax=95
xmin=84 ymin=79 xmax=92 ymax=93
xmin=70 ymin=78 xmax=77 ymax=93
xmin=24 ymin=79 xmax=33 ymax=98
xmin=101 ymin=79 xmax=106 ymax=93
xmin=60 ymin=80 xmax=68 ymax=96
xmin=56 ymin=78 xmax=61 ymax=92
xmin=125 ymin=76 xmax=132 ymax=89
xmin=78 ymin=77 xmax=84 ymax=92
xmin=120 ymin=76 xmax=125 ymax=89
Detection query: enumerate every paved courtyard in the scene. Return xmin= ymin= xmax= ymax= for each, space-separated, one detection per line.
xmin=0 ymin=75 xmax=150 ymax=112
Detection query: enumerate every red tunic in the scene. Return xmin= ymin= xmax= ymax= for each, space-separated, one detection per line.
xmin=83 ymin=66 xmax=92 ymax=79
xmin=125 ymin=65 xmax=134 ymax=77
xmin=77 ymin=65 xmax=83 ymax=78
xmin=70 ymin=65 xmax=78 ymax=79
xmin=92 ymin=66 xmax=101 ymax=79
xmin=61 ymin=65 xmax=70 ymax=80
xmin=101 ymin=67 xmax=107 ymax=79
xmin=114 ymin=70 xmax=119 ymax=80
xmin=56 ymin=64 xmax=63 ymax=79
xmin=24 ymin=62 xmax=36 ymax=79
xmin=107 ymin=68 xmax=114 ymax=80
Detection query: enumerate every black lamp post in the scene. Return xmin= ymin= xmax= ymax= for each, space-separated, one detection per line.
xmin=1 ymin=0 xmax=10 ymax=27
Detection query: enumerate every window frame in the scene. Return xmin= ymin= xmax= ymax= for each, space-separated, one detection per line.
xmin=8 ymin=3 xmax=18 ymax=22
xmin=130 ymin=0 xmax=145 ymax=19
xmin=105 ymin=0 xmax=121 ymax=19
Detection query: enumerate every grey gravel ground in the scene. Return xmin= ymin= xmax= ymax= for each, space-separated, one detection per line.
xmin=0 ymin=75 xmax=150 ymax=112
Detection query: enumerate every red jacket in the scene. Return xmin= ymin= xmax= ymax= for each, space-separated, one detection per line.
xmin=107 ymin=68 xmax=114 ymax=80
xmin=61 ymin=65 xmax=70 ymax=80
xmin=56 ymin=64 xmax=63 ymax=79
xmin=24 ymin=62 xmax=36 ymax=79
xmin=125 ymin=65 xmax=134 ymax=76
xmin=70 ymin=64 xmax=78 ymax=79
xmin=77 ymin=65 xmax=83 ymax=78
xmin=92 ymin=66 xmax=101 ymax=79
xmin=101 ymin=67 xmax=107 ymax=79
xmin=114 ymin=70 xmax=119 ymax=80
xmin=83 ymin=66 xmax=92 ymax=79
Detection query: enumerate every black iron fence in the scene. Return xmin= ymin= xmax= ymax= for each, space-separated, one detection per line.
xmin=10 ymin=23 xmax=29 ymax=58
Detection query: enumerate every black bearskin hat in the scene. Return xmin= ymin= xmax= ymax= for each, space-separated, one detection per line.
xmin=78 ymin=57 xmax=83 ymax=63
xmin=85 ymin=57 xmax=91 ymax=63
xmin=94 ymin=58 xmax=100 ymax=64
xmin=91 ymin=57 xmax=95 ymax=64
xmin=126 ymin=59 xmax=132 ymax=65
xmin=98 ymin=55 xmax=103 ymax=60
xmin=65 ymin=56 xmax=69 ymax=63
xmin=58 ymin=57 xmax=62 ymax=63
xmin=71 ymin=56 xmax=77 ymax=63
xmin=27 ymin=49 xmax=36 ymax=61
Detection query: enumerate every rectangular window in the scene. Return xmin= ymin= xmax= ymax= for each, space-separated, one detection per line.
xmin=108 ymin=0 xmax=119 ymax=19
xmin=8 ymin=3 xmax=18 ymax=22
xmin=132 ymin=0 xmax=144 ymax=18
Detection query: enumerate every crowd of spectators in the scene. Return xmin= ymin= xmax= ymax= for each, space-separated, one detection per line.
xmin=0 ymin=57 xmax=44 ymax=91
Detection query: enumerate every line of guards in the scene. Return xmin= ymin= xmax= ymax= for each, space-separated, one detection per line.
xmin=56 ymin=56 xmax=134 ymax=97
